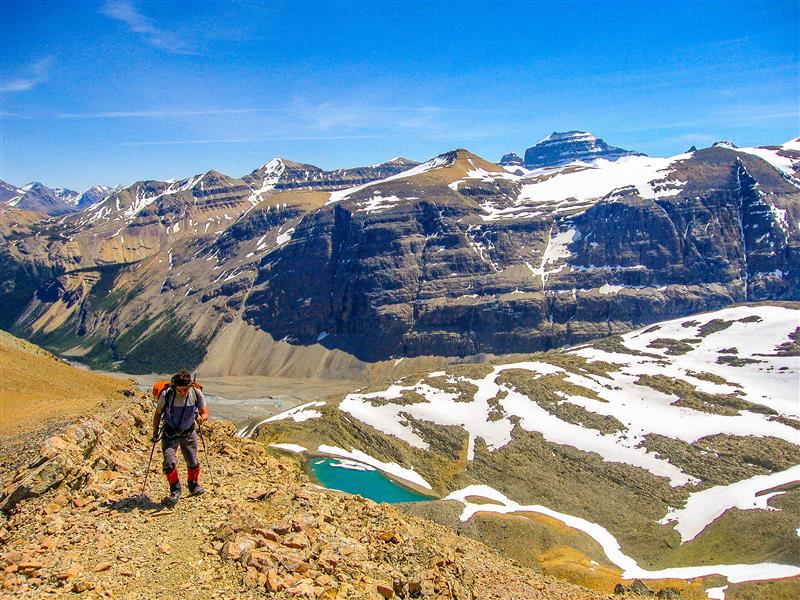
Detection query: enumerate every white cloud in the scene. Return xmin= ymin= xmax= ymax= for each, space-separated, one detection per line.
xmin=100 ymin=0 xmax=197 ymax=55
xmin=121 ymin=134 xmax=380 ymax=146
xmin=1 ymin=57 xmax=54 ymax=93
xmin=57 ymin=108 xmax=283 ymax=119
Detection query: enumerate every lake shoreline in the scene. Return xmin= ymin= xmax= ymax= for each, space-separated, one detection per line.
xmin=273 ymin=447 xmax=438 ymax=502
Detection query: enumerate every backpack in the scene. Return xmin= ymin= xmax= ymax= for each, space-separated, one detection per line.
xmin=152 ymin=380 xmax=203 ymax=401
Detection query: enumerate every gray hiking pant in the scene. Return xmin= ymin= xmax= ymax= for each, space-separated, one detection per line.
xmin=161 ymin=430 xmax=200 ymax=473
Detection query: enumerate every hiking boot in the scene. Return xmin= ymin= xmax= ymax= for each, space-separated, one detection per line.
xmin=163 ymin=482 xmax=181 ymax=506
xmin=188 ymin=481 xmax=205 ymax=496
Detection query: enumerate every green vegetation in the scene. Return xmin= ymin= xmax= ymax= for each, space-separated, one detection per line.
xmin=84 ymin=264 xmax=132 ymax=311
xmin=496 ymin=370 xmax=625 ymax=434
xmin=697 ymin=319 xmax=733 ymax=337
xmin=773 ymin=327 xmax=800 ymax=357
xmin=716 ymin=355 xmax=762 ymax=367
xmin=666 ymin=487 xmax=800 ymax=568
xmin=365 ymin=390 xmax=427 ymax=407
xmin=737 ymin=315 xmax=763 ymax=324
xmin=643 ymin=434 xmax=798 ymax=486
xmin=41 ymin=311 xmax=210 ymax=374
xmin=696 ymin=315 xmax=762 ymax=338
xmin=770 ymin=415 xmax=800 ymax=430
xmin=686 ymin=370 xmax=736 ymax=386
xmin=727 ymin=576 xmax=800 ymax=599
xmin=541 ymin=352 xmax=622 ymax=380
xmin=647 ymin=338 xmax=700 ymax=355
xmin=425 ymin=375 xmax=481 ymax=402
xmin=635 ymin=374 xmax=773 ymax=416
xmin=592 ymin=335 xmax=663 ymax=358
xmin=119 ymin=315 xmax=207 ymax=373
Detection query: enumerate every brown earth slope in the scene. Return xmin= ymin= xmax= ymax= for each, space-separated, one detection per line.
xmin=0 ymin=330 xmax=135 ymax=438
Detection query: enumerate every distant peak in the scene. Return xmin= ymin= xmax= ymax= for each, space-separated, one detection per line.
xmin=712 ymin=141 xmax=739 ymax=149
xmin=540 ymin=130 xmax=597 ymax=143
xmin=499 ymin=152 xmax=523 ymax=166
xmin=260 ymin=157 xmax=285 ymax=171
xmin=524 ymin=131 xmax=644 ymax=168
xmin=382 ymin=156 xmax=417 ymax=166
xmin=439 ymin=148 xmax=478 ymax=162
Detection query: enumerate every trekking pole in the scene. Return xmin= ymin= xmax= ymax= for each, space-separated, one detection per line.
xmin=141 ymin=431 xmax=160 ymax=498
xmin=197 ymin=421 xmax=217 ymax=488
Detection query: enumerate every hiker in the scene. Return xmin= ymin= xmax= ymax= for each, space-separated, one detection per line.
xmin=151 ymin=369 xmax=209 ymax=505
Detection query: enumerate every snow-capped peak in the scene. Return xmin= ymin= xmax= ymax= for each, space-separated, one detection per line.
xmin=259 ymin=158 xmax=286 ymax=176
xmin=524 ymin=131 xmax=644 ymax=169
xmin=538 ymin=130 xmax=597 ymax=144
xmin=781 ymin=137 xmax=800 ymax=151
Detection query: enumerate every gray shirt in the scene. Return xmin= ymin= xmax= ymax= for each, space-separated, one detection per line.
xmin=157 ymin=387 xmax=206 ymax=433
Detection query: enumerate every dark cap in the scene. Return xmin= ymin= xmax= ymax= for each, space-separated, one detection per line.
xmin=171 ymin=369 xmax=192 ymax=386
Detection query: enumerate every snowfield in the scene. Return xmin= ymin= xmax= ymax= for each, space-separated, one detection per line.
xmin=736 ymin=138 xmax=800 ymax=180
xmin=325 ymin=304 xmax=799 ymax=597
xmin=339 ymin=306 xmax=799 ymax=488
xmin=477 ymin=153 xmax=691 ymax=221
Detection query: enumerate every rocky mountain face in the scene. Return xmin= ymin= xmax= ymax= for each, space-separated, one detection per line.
xmin=0 ymin=139 xmax=798 ymax=374
xmin=498 ymin=152 xmax=523 ymax=166
xmin=74 ymin=184 xmax=118 ymax=209
xmin=521 ymin=131 xmax=645 ymax=168
xmin=0 ymin=180 xmax=24 ymax=203
xmin=242 ymin=144 xmax=799 ymax=361
xmin=244 ymin=157 xmax=420 ymax=194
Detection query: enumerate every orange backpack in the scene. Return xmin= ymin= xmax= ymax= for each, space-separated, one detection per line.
xmin=152 ymin=380 xmax=203 ymax=401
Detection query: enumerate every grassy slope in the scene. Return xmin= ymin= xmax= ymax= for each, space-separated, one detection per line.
xmin=0 ymin=329 xmax=136 ymax=437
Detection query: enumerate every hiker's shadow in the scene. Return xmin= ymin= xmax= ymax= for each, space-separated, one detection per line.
xmin=107 ymin=495 xmax=165 ymax=513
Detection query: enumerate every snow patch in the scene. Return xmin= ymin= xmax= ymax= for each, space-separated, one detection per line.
xmin=316 ymin=445 xmax=431 ymax=489
xmin=240 ymin=401 xmax=326 ymax=438
xmin=659 ymin=465 xmax=800 ymax=543
xmin=445 ymin=485 xmax=800 ymax=584
xmin=269 ymin=443 xmax=308 ymax=453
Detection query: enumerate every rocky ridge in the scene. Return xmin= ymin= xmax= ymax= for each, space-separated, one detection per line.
xmin=0 ymin=386 xmax=616 ymax=599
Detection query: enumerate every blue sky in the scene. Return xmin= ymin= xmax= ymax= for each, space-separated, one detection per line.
xmin=2 ymin=0 xmax=798 ymax=190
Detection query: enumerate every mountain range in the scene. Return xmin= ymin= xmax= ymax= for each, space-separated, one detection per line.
xmin=1 ymin=131 xmax=799 ymax=599
xmin=1 ymin=181 xmax=118 ymax=215
xmin=1 ymin=132 xmax=798 ymax=376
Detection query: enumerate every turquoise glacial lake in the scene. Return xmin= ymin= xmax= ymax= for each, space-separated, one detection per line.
xmin=309 ymin=458 xmax=433 ymax=504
